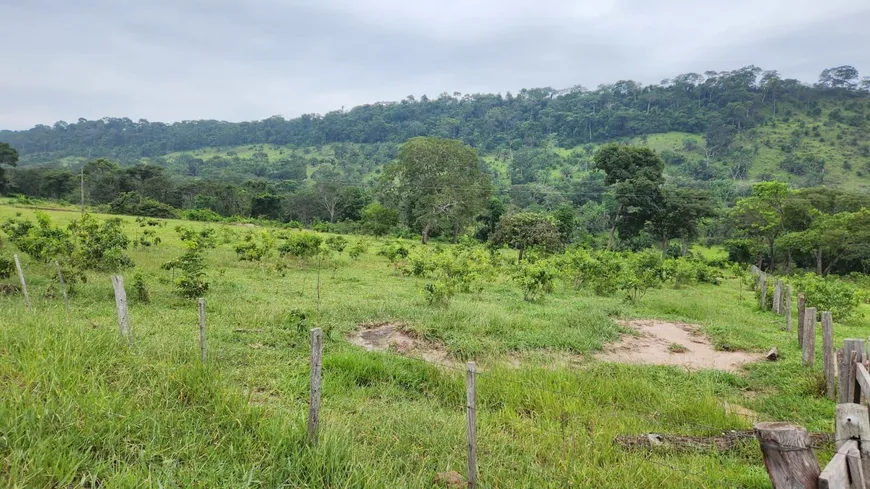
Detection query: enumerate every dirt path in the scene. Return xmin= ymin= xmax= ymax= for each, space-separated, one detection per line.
xmin=596 ymin=319 xmax=761 ymax=372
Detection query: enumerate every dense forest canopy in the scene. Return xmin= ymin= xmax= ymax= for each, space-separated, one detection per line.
xmin=3 ymin=65 xmax=869 ymax=162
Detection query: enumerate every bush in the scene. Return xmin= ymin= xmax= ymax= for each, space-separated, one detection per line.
xmin=325 ymin=236 xmax=348 ymax=254
xmin=348 ymin=239 xmax=369 ymax=259
xmin=512 ymin=258 xmax=557 ymax=302
xmin=424 ymin=279 xmax=455 ymax=307
xmin=279 ymin=232 xmax=323 ymax=259
xmin=185 ymin=208 xmax=224 ymax=222
xmin=792 ymin=273 xmax=862 ymax=321
xmin=162 ymin=227 xmax=216 ymax=299
xmin=0 ymin=257 xmax=13 ymax=279
xmin=618 ymin=250 xmax=666 ymax=302
xmin=132 ymin=271 xmax=150 ymax=303
xmin=234 ymin=231 xmax=276 ymax=262
xmin=109 ymin=192 xmax=178 ymax=218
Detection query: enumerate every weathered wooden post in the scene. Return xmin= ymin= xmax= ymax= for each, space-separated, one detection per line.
xmin=13 ymin=255 xmax=32 ymax=312
xmin=773 ymin=280 xmax=783 ymax=314
xmin=197 ymin=298 xmax=206 ymax=363
xmin=822 ymin=312 xmax=835 ymax=400
xmin=111 ymin=275 xmax=132 ymax=346
xmin=307 ymin=327 xmax=323 ymax=445
xmin=802 ymin=307 xmax=817 ymax=366
xmin=785 ymin=285 xmax=793 ymax=334
xmin=466 ymin=361 xmax=478 ymax=489
xmin=754 ymin=422 xmax=820 ymax=489
xmin=759 ymin=274 xmax=768 ymax=311
xmin=797 ymin=294 xmax=807 ymax=347
xmin=55 ymin=260 xmax=70 ymax=316
xmin=833 ymin=403 xmax=870 ymax=483
xmin=839 ymin=339 xmax=866 ymax=404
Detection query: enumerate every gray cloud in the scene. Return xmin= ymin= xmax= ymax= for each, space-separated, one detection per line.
xmin=1 ymin=0 xmax=868 ymax=129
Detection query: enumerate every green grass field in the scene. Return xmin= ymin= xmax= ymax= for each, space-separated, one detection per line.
xmin=1 ymin=204 xmax=867 ymax=487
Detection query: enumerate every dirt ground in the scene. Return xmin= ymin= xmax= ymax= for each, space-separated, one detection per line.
xmin=596 ymin=319 xmax=762 ymax=373
xmin=347 ymin=322 xmax=451 ymax=366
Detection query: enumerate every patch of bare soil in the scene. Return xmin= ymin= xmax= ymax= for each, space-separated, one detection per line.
xmin=347 ymin=322 xmax=451 ymax=366
xmin=596 ymin=320 xmax=761 ymax=373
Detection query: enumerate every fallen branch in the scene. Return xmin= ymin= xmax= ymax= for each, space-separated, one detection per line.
xmin=615 ymin=430 xmax=833 ymax=452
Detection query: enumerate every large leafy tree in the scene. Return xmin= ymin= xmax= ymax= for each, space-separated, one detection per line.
xmin=646 ymin=187 xmax=716 ymax=255
xmin=381 ymin=137 xmax=490 ymax=243
xmin=0 ymin=142 xmax=19 ymax=194
xmin=491 ymin=212 xmax=562 ymax=262
xmin=593 ymin=144 xmax=664 ymax=249
xmin=730 ymin=182 xmax=791 ymax=271
xmin=778 ymin=209 xmax=870 ymax=276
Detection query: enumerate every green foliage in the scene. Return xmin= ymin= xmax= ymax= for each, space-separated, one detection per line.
xmin=1 ymin=212 xmax=74 ymax=262
xmin=423 ymin=279 xmax=455 ymax=307
xmin=278 ymin=232 xmax=323 ymax=259
xmin=162 ymin=227 xmax=215 ymax=298
xmin=664 ymin=258 xmax=723 ymax=289
xmin=401 ymin=241 xmax=494 ymax=298
xmin=791 ymin=273 xmax=862 ymax=321
xmin=511 ymin=257 xmax=557 ymax=302
xmin=491 ymin=212 xmax=563 ymax=261
xmin=0 ymin=257 xmax=13 ymax=279
xmin=347 ymin=239 xmax=369 ymax=259
xmin=185 ymin=208 xmax=224 ymax=222
xmin=377 ymin=241 xmax=410 ymax=264
xmin=559 ymin=248 xmax=622 ymax=295
xmin=234 ymin=231 xmax=276 ymax=262
xmin=132 ymin=271 xmax=150 ymax=303
xmin=109 ymin=192 xmax=178 ymax=218
xmin=618 ymin=250 xmax=666 ymax=302
xmin=325 ymin=236 xmax=348 ymax=254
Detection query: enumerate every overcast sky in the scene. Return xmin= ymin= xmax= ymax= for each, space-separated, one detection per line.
xmin=1 ymin=0 xmax=868 ymax=130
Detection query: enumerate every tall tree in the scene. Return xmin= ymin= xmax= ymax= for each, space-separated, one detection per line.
xmin=0 ymin=142 xmax=19 ymax=194
xmin=381 ymin=137 xmax=490 ymax=243
xmin=730 ymin=182 xmax=791 ymax=271
xmin=491 ymin=212 xmax=562 ymax=262
xmin=646 ymin=187 xmax=716 ymax=255
xmin=593 ymin=144 xmax=664 ymax=249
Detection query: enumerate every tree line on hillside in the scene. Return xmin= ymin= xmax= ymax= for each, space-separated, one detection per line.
xmin=3 ymin=66 xmax=868 ymax=166
xmin=2 ymin=137 xmax=869 ymax=277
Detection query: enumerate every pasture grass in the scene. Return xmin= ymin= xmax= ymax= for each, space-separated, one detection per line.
xmin=0 ymin=204 xmax=865 ymax=487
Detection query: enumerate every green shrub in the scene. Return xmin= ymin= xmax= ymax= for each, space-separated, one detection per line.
xmin=619 ymin=250 xmax=666 ymax=302
xmin=792 ymin=273 xmax=862 ymax=321
xmin=325 ymin=236 xmax=348 ymax=254
xmin=185 ymin=208 xmax=223 ymax=222
xmin=234 ymin=231 xmax=276 ymax=262
xmin=348 ymin=239 xmax=369 ymax=259
xmin=423 ymin=279 xmax=455 ymax=307
xmin=279 ymin=232 xmax=323 ymax=259
xmin=109 ymin=192 xmax=178 ymax=218
xmin=162 ymin=227 xmax=216 ymax=299
xmin=512 ymin=258 xmax=557 ymax=302
xmin=132 ymin=271 xmax=150 ymax=303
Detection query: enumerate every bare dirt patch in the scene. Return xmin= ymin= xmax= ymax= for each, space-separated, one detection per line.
xmin=347 ymin=322 xmax=451 ymax=365
xmin=596 ymin=320 xmax=761 ymax=373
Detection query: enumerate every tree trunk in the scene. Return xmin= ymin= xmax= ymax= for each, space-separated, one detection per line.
xmin=816 ymin=247 xmax=823 ymax=276
xmin=421 ymin=223 xmax=430 ymax=244
xmin=518 ymin=246 xmax=525 ymax=263
xmin=452 ymin=221 xmax=460 ymax=244
xmin=661 ymin=235 xmax=669 ymax=257
xmin=607 ymin=204 xmax=623 ymax=251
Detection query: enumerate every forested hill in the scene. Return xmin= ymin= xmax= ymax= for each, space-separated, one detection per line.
xmin=2 ymin=65 xmax=870 ymax=191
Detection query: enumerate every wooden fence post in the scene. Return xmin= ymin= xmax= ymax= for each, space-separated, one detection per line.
xmin=773 ymin=280 xmax=783 ymax=314
xmin=834 ymin=403 xmax=870 ymax=481
xmin=13 ymin=255 xmax=32 ymax=312
xmin=822 ymin=312 xmax=835 ymax=400
xmin=802 ymin=307 xmax=817 ymax=366
xmin=466 ymin=361 xmax=478 ymax=489
xmin=760 ymin=274 xmax=768 ymax=311
xmin=755 ymin=422 xmax=820 ymax=489
xmin=307 ymin=327 xmax=323 ymax=445
xmin=55 ymin=260 xmax=69 ymax=316
xmin=839 ymin=339 xmax=866 ymax=404
xmin=785 ymin=285 xmax=793 ymax=334
xmin=797 ymin=294 xmax=807 ymax=347
xmin=110 ymin=275 xmax=132 ymax=346
xmin=198 ymin=298 xmax=206 ymax=363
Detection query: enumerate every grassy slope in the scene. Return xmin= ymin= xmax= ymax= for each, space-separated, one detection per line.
xmin=1 ymin=204 xmax=868 ymax=487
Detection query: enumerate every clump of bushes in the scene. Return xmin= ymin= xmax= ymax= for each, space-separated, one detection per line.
xmin=279 ymin=232 xmax=323 ymax=259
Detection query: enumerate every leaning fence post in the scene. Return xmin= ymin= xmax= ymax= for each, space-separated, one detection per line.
xmin=110 ymin=275 xmax=132 ymax=346
xmin=785 ymin=285 xmax=793 ymax=334
xmin=840 ymin=339 xmax=866 ymax=404
xmin=198 ymin=298 xmax=206 ymax=363
xmin=55 ymin=260 xmax=70 ymax=316
xmin=13 ymin=255 xmax=32 ymax=312
xmin=307 ymin=327 xmax=323 ymax=445
xmin=802 ymin=307 xmax=816 ymax=366
xmin=822 ymin=312 xmax=835 ymax=400
xmin=797 ymin=294 xmax=807 ymax=347
xmin=754 ymin=422 xmax=820 ymax=489
xmin=773 ymin=280 xmax=783 ymax=314
xmin=834 ymin=403 xmax=870 ymax=479
xmin=466 ymin=361 xmax=478 ymax=489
